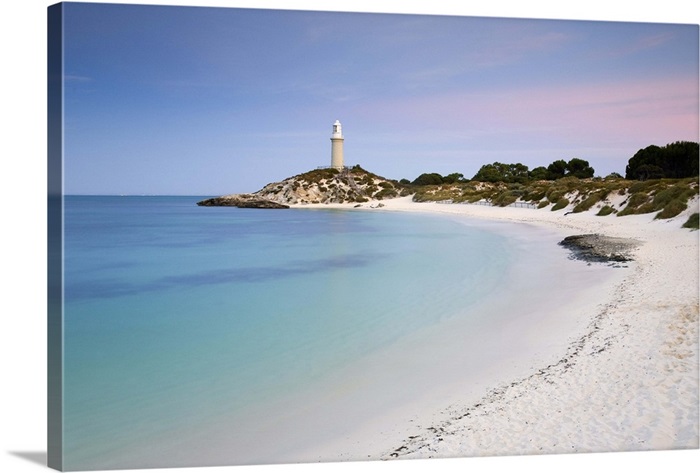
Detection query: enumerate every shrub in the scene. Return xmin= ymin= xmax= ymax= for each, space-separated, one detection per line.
xmin=492 ymin=192 xmax=518 ymax=207
xmin=546 ymin=188 xmax=565 ymax=203
xmin=551 ymin=198 xmax=569 ymax=211
xmin=523 ymin=188 xmax=547 ymax=202
xmin=682 ymin=213 xmax=699 ymax=229
xmin=655 ymin=199 xmax=688 ymax=219
xmin=618 ymin=192 xmax=650 ymax=216
xmin=635 ymin=202 xmax=656 ymax=214
xmin=652 ymin=186 xmax=690 ymax=210
xmin=374 ymin=188 xmax=398 ymax=200
xmin=537 ymin=200 xmax=550 ymax=209
xmin=628 ymin=180 xmax=657 ymax=195
xmin=597 ymin=205 xmax=616 ymax=216
xmin=573 ymin=191 xmax=605 ymax=213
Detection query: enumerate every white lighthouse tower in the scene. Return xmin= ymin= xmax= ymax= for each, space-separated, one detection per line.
xmin=330 ymin=119 xmax=344 ymax=170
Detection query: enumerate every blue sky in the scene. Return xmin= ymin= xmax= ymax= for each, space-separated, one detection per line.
xmin=61 ymin=2 xmax=699 ymax=195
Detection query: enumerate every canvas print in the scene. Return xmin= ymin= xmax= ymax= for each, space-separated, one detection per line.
xmin=47 ymin=2 xmax=699 ymax=471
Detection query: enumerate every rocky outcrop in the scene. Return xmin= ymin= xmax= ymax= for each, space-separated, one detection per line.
xmin=198 ymin=166 xmax=408 ymax=207
xmin=196 ymin=194 xmax=289 ymax=209
xmin=255 ymin=166 xmax=407 ymax=205
xmin=558 ymin=234 xmax=640 ymax=263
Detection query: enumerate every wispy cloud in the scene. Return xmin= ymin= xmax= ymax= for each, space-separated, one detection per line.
xmin=353 ymin=75 xmax=698 ymax=147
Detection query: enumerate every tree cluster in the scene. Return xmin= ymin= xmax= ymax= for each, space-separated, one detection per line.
xmin=403 ymin=141 xmax=698 ymax=188
xmin=471 ymin=158 xmax=594 ymax=184
xmin=408 ymin=172 xmax=466 ymax=186
xmin=625 ymin=141 xmax=699 ymax=180
xmin=471 ymin=162 xmax=530 ymax=183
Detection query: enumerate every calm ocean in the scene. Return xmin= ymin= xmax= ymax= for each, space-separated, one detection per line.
xmin=62 ymin=196 xmax=517 ymax=469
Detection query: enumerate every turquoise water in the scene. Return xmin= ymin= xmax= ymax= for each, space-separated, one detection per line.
xmin=62 ymin=196 xmax=514 ymax=469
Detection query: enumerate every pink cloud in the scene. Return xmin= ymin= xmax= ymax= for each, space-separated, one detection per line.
xmin=358 ymin=76 xmax=699 ymax=147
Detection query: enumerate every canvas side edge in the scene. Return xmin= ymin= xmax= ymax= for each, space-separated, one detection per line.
xmin=47 ymin=3 xmax=64 ymax=471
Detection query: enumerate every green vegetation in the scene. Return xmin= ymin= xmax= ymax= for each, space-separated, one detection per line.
xmin=545 ymin=158 xmax=595 ymax=180
xmin=551 ymin=198 xmax=570 ymax=211
xmin=572 ymin=190 xmax=607 ymax=213
xmin=655 ymin=199 xmax=688 ymax=219
xmin=295 ymin=168 xmax=339 ymax=183
xmin=469 ymin=158 xmax=595 ymax=184
xmin=472 ymin=162 xmax=530 ymax=184
xmin=626 ymin=141 xmax=699 ymax=180
xmin=683 ymin=213 xmax=699 ymax=230
xmin=617 ymin=192 xmax=650 ymax=216
xmin=411 ymin=172 xmax=466 ymax=185
xmin=615 ymin=178 xmax=698 ymax=219
xmin=409 ymin=174 xmax=698 ymax=218
xmin=597 ymin=205 xmax=616 ymax=216
xmin=492 ymin=190 xmax=519 ymax=207
xmin=254 ymin=141 xmax=699 ymax=214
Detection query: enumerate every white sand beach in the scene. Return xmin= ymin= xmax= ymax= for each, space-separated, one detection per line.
xmin=288 ymin=196 xmax=699 ymax=462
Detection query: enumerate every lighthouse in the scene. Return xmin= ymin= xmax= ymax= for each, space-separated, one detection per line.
xmin=330 ymin=119 xmax=344 ymax=169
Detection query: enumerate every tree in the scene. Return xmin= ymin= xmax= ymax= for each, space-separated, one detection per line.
xmin=529 ymin=166 xmax=548 ymax=181
xmin=566 ymin=158 xmax=595 ymax=179
xmin=443 ymin=172 xmax=466 ymax=184
xmin=634 ymin=164 xmax=665 ymax=180
xmin=546 ymin=160 xmax=568 ymax=180
xmin=472 ymin=163 xmax=506 ymax=183
xmin=412 ymin=173 xmax=444 ymax=186
xmin=625 ymin=142 xmax=699 ymax=180
xmin=472 ymin=162 xmax=530 ymax=183
xmin=626 ymin=145 xmax=663 ymax=180
xmin=662 ymin=141 xmax=699 ymax=178
xmin=545 ymin=158 xmax=594 ymax=180
xmin=508 ymin=163 xmax=530 ymax=183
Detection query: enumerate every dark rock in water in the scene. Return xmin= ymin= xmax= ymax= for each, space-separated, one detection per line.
xmin=235 ymin=200 xmax=289 ymax=209
xmin=559 ymin=234 xmax=640 ymax=264
xmin=196 ymin=197 xmax=238 ymax=207
xmin=196 ymin=195 xmax=289 ymax=209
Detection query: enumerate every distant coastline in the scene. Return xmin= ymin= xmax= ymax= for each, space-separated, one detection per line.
xmin=197 ymin=163 xmax=699 ymax=229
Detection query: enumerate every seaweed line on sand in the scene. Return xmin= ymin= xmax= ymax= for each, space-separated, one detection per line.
xmin=383 ymin=234 xmax=645 ymax=460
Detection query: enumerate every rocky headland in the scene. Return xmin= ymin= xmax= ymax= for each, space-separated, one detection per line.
xmin=198 ymin=166 xmax=698 ymax=229
xmin=196 ymin=194 xmax=290 ymax=209
xmin=197 ymin=166 xmax=408 ymax=208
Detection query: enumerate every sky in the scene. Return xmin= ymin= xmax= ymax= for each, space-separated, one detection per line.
xmin=60 ymin=2 xmax=699 ymax=195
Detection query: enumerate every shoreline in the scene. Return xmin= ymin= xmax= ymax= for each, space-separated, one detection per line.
xmin=290 ymin=196 xmax=699 ymax=460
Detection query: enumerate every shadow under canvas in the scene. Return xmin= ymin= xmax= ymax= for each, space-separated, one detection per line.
xmin=9 ymin=451 xmax=48 ymax=468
